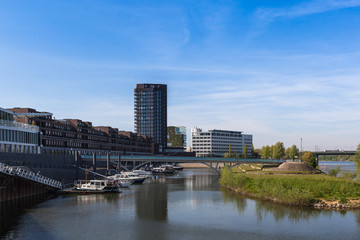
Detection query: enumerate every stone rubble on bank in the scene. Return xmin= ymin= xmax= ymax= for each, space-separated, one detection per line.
xmin=312 ymin=200 xmax=360 ymax=210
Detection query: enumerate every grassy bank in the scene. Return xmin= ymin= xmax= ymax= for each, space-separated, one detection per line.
xmin=220 ymin=167 xmax=360 ymax=206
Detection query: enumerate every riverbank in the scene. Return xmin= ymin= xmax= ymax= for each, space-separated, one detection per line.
xmin=220 ymin=167 xmax=360 ymax=209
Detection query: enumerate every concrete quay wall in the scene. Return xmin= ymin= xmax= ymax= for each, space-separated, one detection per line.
xmin=0 ymin=152 xmax=78 ymax=184
xmin=0 ymin=173 xmax=55 ymax=202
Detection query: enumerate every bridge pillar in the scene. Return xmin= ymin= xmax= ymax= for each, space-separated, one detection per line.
xmin=92 ymin=153 xmax=96 ymax=172
xmin=117 ymin=155 xmax=121 ymax=172
xmin=75 ymin=152 xmax=80 ymax=181
xmin=106 ymin=152 xmax=110 ymax=171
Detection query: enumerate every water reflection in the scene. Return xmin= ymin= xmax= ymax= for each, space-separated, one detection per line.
xmin=135 ymin=182 xmax=168 ymax=221
xmin=183 ymin=172 xmax=219 ymax=191
xmin=221 ymin=187 xmax=360 ymax=228
xmin=254 ymin=200 xmax=332 ymax=223
xmin=72 ymin=193 xmax=122 ymax=205
xmin=2 ymin=170 xmax=360 ymax=240
xmin=0 ymin=194 xmax=55 ymax=239
xmin=221 ymin=188 xmax=247 ymax=214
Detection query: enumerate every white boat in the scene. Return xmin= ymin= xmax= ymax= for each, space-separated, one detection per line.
xmin=111 ymin=172 xmax=146 ymax=184
xmin=118 ymin=179 xmax=133 ymax=188
xmin=172 ymin=164 xmax=184 ymax=171
xmin=152 ymin=166 xmax=175 ymax=174
xmin=132 ymin=169 xmax=153 ymax=178
xmin=73 ymin=179 xmax=120 ymax=193
xmin=107 ymin=176 xmax=133 ymax=188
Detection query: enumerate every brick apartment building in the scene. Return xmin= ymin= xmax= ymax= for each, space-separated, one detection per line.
xmin=7 ymin=108 xmax=153 ymax=155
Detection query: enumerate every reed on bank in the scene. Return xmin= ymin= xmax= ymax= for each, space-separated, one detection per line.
xmin=220 ymin=167 xmax=360 ymax=206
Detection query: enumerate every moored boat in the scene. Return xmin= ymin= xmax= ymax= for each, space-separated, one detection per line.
xmin=111 ymin=172 xmax=146 ymax=184
xmin=71 ymin=179 xmax=120 ymax=193
xmin=152 ymin=166 xmax=175 ymax=174
xmin=132 ymin=169 xmax=153 ymax=178
xmin=172 ymin=164 xmax=184 ymax=171
xmin=107 ymin=176 xmax=133 ymax=188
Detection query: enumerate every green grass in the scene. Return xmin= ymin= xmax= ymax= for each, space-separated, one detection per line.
xmin=220 ymin=167 xmax=360 ymax=206
xmin=232 ymin=164 xmax=262 ymax=172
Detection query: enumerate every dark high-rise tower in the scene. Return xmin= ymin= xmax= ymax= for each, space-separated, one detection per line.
xmin=134 ymin=84 xmax=167 ymax=153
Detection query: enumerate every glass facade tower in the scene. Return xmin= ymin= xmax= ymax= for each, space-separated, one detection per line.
xmin=134 ymin=84 xmax=167 ymax=153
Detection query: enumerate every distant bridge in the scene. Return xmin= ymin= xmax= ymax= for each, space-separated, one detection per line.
xmin=312 ymin=151 xmax=356 ymax=157
xmin=81 ymin=154 xmax=284 ymax=175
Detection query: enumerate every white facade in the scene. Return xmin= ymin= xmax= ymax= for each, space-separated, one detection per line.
xmin=191 ymin=128 xmax=253 ymax=157
xmin=0 ymin=108 xmax=41 ymax=154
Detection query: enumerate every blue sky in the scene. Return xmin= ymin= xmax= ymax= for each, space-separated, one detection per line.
xmin=1 ymin=0 xmax=360 ymax=150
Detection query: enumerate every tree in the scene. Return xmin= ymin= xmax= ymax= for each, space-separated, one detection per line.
xmin=301 ymin=151 xmax=317 ymax=168
xmin=354 ymin=144 xmax=360 ymax=180
xmin=260 ymin=145 xmax=271 ymax=159
xmin=309 ymin=156 xmax=317 ymax=168
xmin=285 ymin=147 xmax=291 ymax=159
xmin=272 ymin=142 xmax=285 ymax=159
xmin=269 ymin=145 xmax=275 ymax=158
xmin=329 ymin=166 xmax=341 ymax=177
xmin=301 ymin=151 xmax=313 ymax=162
xmin=289 ymin=145 xmax=299 ymax=161
xmin=243 ymin=144 xmax=248 ymax=158
xmin=224 ymin=150 xmax=239 ymax=158
xmin=224 ymin=144 xmax=239 ymax=158
xmin=253 ymin=148 xmax=261 ymax=158
xmin=250 ymin=144 xmax=255 ymax=157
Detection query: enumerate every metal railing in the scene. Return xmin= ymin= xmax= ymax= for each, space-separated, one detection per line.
xmin=0 ymin=119 xmax=39 ymax=131
xmin=0 ymin=162 xmax=62 ymax=189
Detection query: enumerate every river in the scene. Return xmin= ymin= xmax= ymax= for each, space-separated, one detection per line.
xmin=1 ymin=166 xmax=360 ymax=240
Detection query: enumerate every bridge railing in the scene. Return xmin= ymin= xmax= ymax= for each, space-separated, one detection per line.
xmin=0 ymin=162 xmax=62 ymax=189
xmin=80 ymin=155 xmax=284 ymax=164
xmin=0 ymin=162 xmax=14 ymax=175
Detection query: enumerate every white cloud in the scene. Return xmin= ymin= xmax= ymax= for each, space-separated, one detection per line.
xmin=256 ymin=0 xmax=360 ymax=22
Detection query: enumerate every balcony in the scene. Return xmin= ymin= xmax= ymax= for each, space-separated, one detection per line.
xmin=0 ymin=119 xmax=39 ymax=132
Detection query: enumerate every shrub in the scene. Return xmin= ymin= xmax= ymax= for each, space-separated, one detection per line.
xmin=220 ymin=169 xmax=360 ymax=205
xmin=340 ymin=172 xmax=357 ymax=180
xmin=329 ymin=167 xmax=341 ymax=177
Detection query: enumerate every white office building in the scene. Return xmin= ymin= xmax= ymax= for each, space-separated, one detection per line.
xmin=0 ymin=107 xmax=41 ymax=154
xmin=191 ymin=128 xmax=253 ymax=157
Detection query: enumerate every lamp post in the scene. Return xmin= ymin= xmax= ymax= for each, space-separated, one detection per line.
xmin=300 ymin=138 xmax=303 ymax=161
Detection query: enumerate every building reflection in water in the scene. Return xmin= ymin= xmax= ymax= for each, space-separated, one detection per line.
xmin=0 ymin=194 xmax=55 ymax=239
xmin=135 ymin=182 xmax=168 ymax=222
xmin=184 ymin=173 xmax=219 ymax=191
xmin=73 ymin=194 xmax=122 ymax=205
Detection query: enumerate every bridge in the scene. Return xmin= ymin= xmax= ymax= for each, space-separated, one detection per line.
xmin=312 ymin=151 xmax=356 ymax=157
xmin=80 ymin=154 xmax=284 ymax=175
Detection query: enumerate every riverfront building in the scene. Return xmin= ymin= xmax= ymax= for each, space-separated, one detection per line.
xmin=134 ymin=84 xmax=167 ymax=153
xmin=191 ymin=128 xmax=253 ymax=157
xmin=7 ymin=108 xmax=153 ymax=155
xmin=167 ymin=126 xmax=186 ymax=147
xmin=0 ymin=107 xmax=41 ymax=154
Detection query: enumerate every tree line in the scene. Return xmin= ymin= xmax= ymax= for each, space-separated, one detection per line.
xmin=257 ymin=142 xmax=317 ymax=168
xmin=256 ymin=143 xmax=360 ymax=180
xmin=223 ymin=141 xmax=360 ymax=171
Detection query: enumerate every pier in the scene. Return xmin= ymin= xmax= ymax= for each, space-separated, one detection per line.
xmin=0 ymin=162 xmax=62 ymax=202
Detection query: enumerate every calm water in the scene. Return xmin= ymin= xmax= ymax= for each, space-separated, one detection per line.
xmin=319 ymin=161 xmax=357 ymax=174
xmin=1 ymin=168 xmax=360 ymax=240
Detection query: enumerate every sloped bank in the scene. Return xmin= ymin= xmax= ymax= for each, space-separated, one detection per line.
xmin=220 ymin=166 xmax=360 ymax=209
